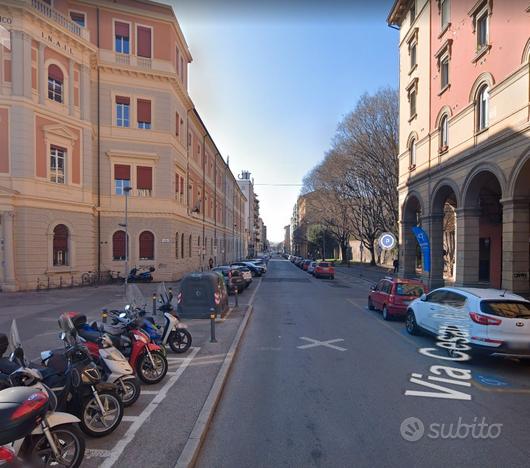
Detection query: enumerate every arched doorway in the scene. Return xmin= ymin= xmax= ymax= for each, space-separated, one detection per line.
xmin=401 ymin=194 xmax=423 ymax=278
xmin=460 ymin=170 xmax=503 ymax=288
xmin=506 ymin=157 xmax=530 ymax=295
xmin=431 ymin=184 xmax=458 ymax=288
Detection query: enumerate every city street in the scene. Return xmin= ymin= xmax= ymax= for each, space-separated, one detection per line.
xmin=197 ymin=258 xmax=530 ymax=468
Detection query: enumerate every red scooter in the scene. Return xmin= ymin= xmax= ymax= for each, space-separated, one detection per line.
xmin=79 ymin=312 xmax=168 ymax=385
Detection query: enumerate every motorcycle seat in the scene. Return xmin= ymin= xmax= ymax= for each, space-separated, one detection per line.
xmin=77 ymin=326 xmax=102 ymax=343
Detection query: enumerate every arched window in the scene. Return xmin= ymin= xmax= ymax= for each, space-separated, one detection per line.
xmin=48 ymin=64 xmax=64 ymax=103
xmin=439 ymin=115 xmax=449 ymax=151
xmin=53 ymin=224 xmax=69 ymax=266
xmin=181 ymin=233 xmax=184 ymax=258
xmin=139 ymin=231 xmax=154 ymax=260
xmin=112 ymin=230 xmax=127 ymax=260
xmin=175 ymin=232 xmax=179 ymax=259
xmin=409 ymin=138 xmax=417 ymax=168
xmin=476 ymin=84 xmax=489 ymax=131
xmin=188 ymin=235 xmax=192 ymax=257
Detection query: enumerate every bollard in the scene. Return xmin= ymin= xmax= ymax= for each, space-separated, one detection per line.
xmin=152 ymin=293 xmax=157 ymax=315
xmin=210 ymin=309 xmax=217 ymax=343
xmin=101 ymin=308 xmax=108 ymax=324
xmin=59 ymin=276 xmax=63 ymax=288
xmin=234 ymin=287 xmax=239 ymax=308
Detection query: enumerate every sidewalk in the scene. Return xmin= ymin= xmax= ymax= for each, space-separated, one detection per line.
xmin=335 ymin=263 xmax=394 ymax=285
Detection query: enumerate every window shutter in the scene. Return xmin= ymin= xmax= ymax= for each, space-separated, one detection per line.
xmin=137 ymin=166 xmax=152 ymax=190
xmin=139 ymin=231 xmax=154 ymax=259
xmin=48 ymin=64 xmax=63 ymax=82
xmin=175 ymin=173 xmax=179 ymax=194
xmin=115 ymin=21 xmax=129 ymax=37
xmin=137 ymin=26 xmax=152 ymax=58
xmin=180 ymin=176 xmax=184 ymax=195
xmin=116 ymin=96 xmax=130 ymax=105
xmin=175 ymin=112 xmax=179 ymax=136
xmin=113 ymin=230 xmax=126 ymax=259
xmin=114 ymin=164 xmax=130 ymax=180
xmin=137 ymin=99 xmax=151 ymax=123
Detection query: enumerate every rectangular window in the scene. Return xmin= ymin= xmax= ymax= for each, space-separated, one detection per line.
xmin=410 ymin=42 xmax=417 ymax=69
xmin=137 ymin=99 xmax=151 ymax=129
xmin=440 ymin=56 xmax=449 ymax=88
xmin=114 ymin=164 xmax=131 ymax=195
xmin=70 ymin=11 xmax=86 ymax=27
xmin=48 ymin=78 xmax=63 ymax=103
xmin=50 ymin=145 xmax=66 ymax=184
xmin=137 ymin=26 xmax=152 ymax=58
xmin=477 ymin=11 xmax=488 ymax=49
xmin=137 ymin=166 xmax=152 ymax=196
xmin=409 ymin=89 xmax=417 ymax=118
xmin=116 ymin=96 xmax=130 ymax=127
xmin=115 ymin=22 xmax=130 ymax=54
xmin=440 ymin=0 xmax=450 ymax=29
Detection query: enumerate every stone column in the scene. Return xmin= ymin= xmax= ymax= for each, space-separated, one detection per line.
xmin=2 ymin=211 xmax=16 ymax=291
xmin=38 ymin=42 xmax=46 ymax=105
xmin=10 ymin=30 xmax=31 ymax=98
xmin=502 ymin=198 xmax=530 ymax=294
xmin=425 ymin=212 xmax=445 ymax=289
xmin=400 ymin=220 xmax=417 ymax=279
xmin=455 ymin=207 xmax=481 ymax=287
xmin=68 ymin=58 xmax=74 ymax=115
xmin=79 ymin=64 xmax=90 ymax=121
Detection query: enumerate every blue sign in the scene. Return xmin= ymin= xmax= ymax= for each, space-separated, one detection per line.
xmin=412 ymin=227 xmax=430 ymax=273
xmin=476 ymin=375 xmax=509 ymax=387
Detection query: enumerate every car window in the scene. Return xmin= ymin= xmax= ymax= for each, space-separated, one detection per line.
xmin=319 ymin=262 xmax=329 ymax=267
xmin=395 ymin=283 xmax=424 ymax=297
xmin=381 ymin=281 xmax=392 ymax=294
xmin=442 ymin=292 xmax=466 ymax=308
xmin=375 ymin=280 xmax=385 ymax=292
xmin=426 ymin=290 xmax=447 ymax=304
xmin=481 ymin=301 xmax=530 ymax=318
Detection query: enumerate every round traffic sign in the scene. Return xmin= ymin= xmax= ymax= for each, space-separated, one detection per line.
xmin=379 ymin=232 xmax=397 ymax=250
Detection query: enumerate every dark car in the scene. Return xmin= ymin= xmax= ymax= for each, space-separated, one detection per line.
xmin=212 ymin=267 xmax=247 ymax=294
xmin=231 ymin=261 xmax=264 ymax=277
xmin=368 ymin=277 xmax=427 ymax=321
xmin=231 ymin=265 xmax=252 ymax=286
xmin=176 ymin=271 xmax=229 ymax=319
xmin=302 ymin=260 xmax=312 ymax=271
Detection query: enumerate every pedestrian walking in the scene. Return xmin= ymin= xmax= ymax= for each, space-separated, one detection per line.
xmin=393 ymin=258 xmax=399 ymax=274
xmin=208 ymin=257 xmax=214 ymax=270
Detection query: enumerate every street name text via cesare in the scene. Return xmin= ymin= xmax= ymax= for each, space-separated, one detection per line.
xmin=405 ymin=318 xmax=473 ymax=401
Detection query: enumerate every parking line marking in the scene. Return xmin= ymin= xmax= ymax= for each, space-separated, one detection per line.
xmin=121 ymin=415 xmax=138 ymax=422
xmin=85 ymin=449 xmax=112 ymax=459
xmin=99 ymin=346 xmax=200 ymax=468
xmin=139 ymin=390 xmax=159 ymax=395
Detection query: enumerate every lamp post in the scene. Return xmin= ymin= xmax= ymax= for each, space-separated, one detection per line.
xmin=119 ymin=186 xmax=132 ymax=292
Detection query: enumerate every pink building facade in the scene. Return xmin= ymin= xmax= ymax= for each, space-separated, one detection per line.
xmin=388 ymin=0 xmax=530 ymax=294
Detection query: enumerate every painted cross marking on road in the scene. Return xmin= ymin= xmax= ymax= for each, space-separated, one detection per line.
xmin=297 ymin=337 xmax=347 ymax=352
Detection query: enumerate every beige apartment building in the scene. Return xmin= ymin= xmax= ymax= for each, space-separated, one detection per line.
xmin=0 ymin=0 xmax=246 ymax=291
xmin=388 ymin=0 xmax=530 ymax=295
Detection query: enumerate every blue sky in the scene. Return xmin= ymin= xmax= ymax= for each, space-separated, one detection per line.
xmin=170 ymin=1 xmax=398 ymax=242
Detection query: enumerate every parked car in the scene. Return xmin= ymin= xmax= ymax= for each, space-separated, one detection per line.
xmin=176 ymin=272 xmax=229 ymax=319
xmin=302 ymin=260 xmax=312 ymax=271
xmin=212 ymin=267 xmax=247 ymax=294
xmin=368 ymin=277 xmax=426 ymax=321
xmin=250 ymin=258 xmax=268 ymax=272
xmin=231 ymin=261 xmax=264 ymax=277
xmin=231 ymin=265 xmax=252 ymax=286
xmin=405 ymin=287 xmax=530 ymax=358
xmin=307 ymin=262 xmax=317 ymax=274
xmin=314 ymin=262 xmax=335 ymax=279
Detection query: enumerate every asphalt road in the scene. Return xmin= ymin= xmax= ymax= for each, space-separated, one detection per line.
xmin=196 ymin=258 xmax=530 ymax=468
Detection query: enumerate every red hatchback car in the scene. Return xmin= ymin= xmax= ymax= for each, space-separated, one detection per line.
xmin=368 ymin=277 xmax=427 ymax=321
xmin=314 ymin=262 xmax=335 ymax=279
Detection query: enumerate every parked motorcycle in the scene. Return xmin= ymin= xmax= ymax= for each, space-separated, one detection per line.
xmin=96 ymin=308 xmax=168 ymax=385
xmin=36 ymin=315 xmax=124 ymax=437
xmin=67 ymin=313 xmax=141 ymax=407
xmin=136 ymin=284 xmax=192 ymax=354
xmin=127 ymin=266 xmax=155 ymax=283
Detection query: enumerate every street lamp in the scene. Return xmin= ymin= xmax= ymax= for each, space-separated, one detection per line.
xmin=118 ymin=186 xmax=132 ymax=292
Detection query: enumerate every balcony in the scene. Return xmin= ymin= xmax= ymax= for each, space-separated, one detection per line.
xmin=99 ymin=50 xmax=175 ymax=75
xmin=29 ymin=0 xmax=90 ymax=41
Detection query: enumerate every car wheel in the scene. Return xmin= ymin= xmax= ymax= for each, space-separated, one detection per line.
xmin=330 ymin=275 xmax=334 ymax=280
xmin=405 ymin=310 xmax=420 ymax=335
xmin=382 ymin=306 xmax=391 ymax=321
xmin=368 ymin=297 xmax=374 ymax=310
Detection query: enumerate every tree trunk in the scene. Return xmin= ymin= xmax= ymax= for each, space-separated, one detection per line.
xmin=340 ymin=242 xmax=349 ymax=265
xmin=368 ymin=243 xmax=376 ymax=266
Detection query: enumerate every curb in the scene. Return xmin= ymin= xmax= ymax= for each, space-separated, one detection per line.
xmin=174 ymin=303 xmax=254 ymax=468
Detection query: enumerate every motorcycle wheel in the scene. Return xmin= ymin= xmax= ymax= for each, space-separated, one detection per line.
xmin=136 ymin=350 xmax=168 ymax=384
xmin=21 ymin=423 xmax=85 ymax=468
xmin=80 ymin=390 xmax=124 ymax=437
xmin=168 ymin=329 xmax=192 ymax=354
xmin=117 ymin=376 xmax=142 ymax=407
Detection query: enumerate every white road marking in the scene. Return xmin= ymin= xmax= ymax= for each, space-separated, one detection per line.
xmin=99 ymin=346 xmax=200 ymax=468
xmin=139 ymin=390 xmax=159 ymax=395
xmin=121 ymin=415 xmax=138 ymax=422
xmin=297 ymin=337 xmax=347 ymax=352
xmin=85 ymin=449 xmax=112 ymax=459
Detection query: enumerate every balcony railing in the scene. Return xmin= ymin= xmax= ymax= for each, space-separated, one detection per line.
xmin=30 ymin=0 xmax=90 ymax=41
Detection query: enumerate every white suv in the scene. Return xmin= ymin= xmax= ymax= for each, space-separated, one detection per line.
xmin=405 ymin=287 xmax=530 ymax=357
